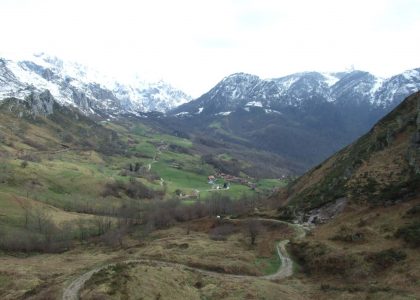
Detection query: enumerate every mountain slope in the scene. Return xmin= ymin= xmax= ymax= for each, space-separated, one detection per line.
xmin=267 ymin=91 xmax=420 ymax=299
xmin=284 ymin=91 xmax=420 ymax=210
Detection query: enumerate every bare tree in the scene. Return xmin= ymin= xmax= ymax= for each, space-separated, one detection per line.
xmin=15 ymin=197 xmax=32 ymax=228
xmin=77 ymin=218 xmax=90 ymax=242
xmin=101 ymin=226 xmax=127 ymax=248
xmin=33 ymin=208 xmax=51 ymax=233
xmin=244 ymin=219 xmax=262 ymax=246
xmin=94 ymin=216 xmax=112 ymax=235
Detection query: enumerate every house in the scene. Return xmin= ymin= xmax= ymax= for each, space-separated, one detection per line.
xmin=208 ymin=175 xmax=216 ymax=184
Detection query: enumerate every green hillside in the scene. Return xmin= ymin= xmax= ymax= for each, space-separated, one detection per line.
xmin=0 ymin=98 xmax=287 ymax=243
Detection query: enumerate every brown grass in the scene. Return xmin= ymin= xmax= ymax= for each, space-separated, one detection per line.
xmin=80 ymin=263 xmax=307 ymax=300
xmin=297 ymin=198 xmax=420 ymax=299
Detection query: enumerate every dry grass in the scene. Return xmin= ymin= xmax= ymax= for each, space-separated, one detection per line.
xmin=0 ymin=247 xmax=121 ymax=299
xmin=128 ymin=219 xmax=294 ymax=276
xmin=0 ymin=217 xmax=302 ymax=299
xmin=80 ymin=262 xmax=308 ymax=300
xmin=297 ymin=198 xmax=420 ymax=299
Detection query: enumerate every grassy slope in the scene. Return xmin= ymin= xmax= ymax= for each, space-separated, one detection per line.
xmin=291 ymin=197 xmax=420 ymax=299
xmin=0 ymin=99 xmax=287 ymax=233
xmin=0 ymin=99 xmax=294 ymax=298
xmin=265 ymin=92 xmax=420 ymax=299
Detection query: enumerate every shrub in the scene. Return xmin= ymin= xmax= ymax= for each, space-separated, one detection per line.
xmin=367 ymin=248 xmax=407 ymax=270
xmin=209 ymin=224 xmax=236 ymax=241
xmin=406 ymin=205 xmax=420 ymax=216
xmin=168 ymin=144 xmax=191 ymax=154
xmin=102 ymin=179 xmax=162 ymax=199
xmin=395 ymin=222 xmax=420 ymax=247
xmin=19 ymin=153 xmax=41 ymax=163
xmin=0 ymin=163 xmax=15 ymax=185
xmin=289 ymin=241 xmax=358 ymax=276
xmin=331 ymin=225 xmax=365 ymax=242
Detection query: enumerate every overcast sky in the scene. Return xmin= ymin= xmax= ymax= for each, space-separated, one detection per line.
xmin=1 ymin=0 xmax=419 ymax=97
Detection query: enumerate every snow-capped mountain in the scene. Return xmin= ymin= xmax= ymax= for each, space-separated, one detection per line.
xmin=165 ymin=68 xmax=420 ymax=172
xmin=0 ymin=53 xmax=191 ymax=115
xmin=172 ymin=69 xmax=420 ymax=116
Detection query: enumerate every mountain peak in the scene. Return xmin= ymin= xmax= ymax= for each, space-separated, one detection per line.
xmin=222 ymin=72 xmax=260 ymax=81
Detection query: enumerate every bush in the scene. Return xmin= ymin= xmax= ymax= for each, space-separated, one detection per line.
xmin=18 ymin=153 xmax=41 ymax=163
xmin=406 ymin=205 xmax=420 ymax=216
xmin=168 ymin=144 xmax=191 ymax=154
xmin=367 ymin=248 xmax=407 ymax=270
xmin=395 ymin=222 xmax=420 ymax=247
xmin=0 ymin=163 xmax=15 ymax=185
xmin=289 ymin=240 xmax=359 ymax=277
xmin=209 ymin=224 xmax=236 ymax=241
xmin=331 ymin=225 xmax=365 ymax=242
xmin=101 ymin=179 xmax=162 ymax=199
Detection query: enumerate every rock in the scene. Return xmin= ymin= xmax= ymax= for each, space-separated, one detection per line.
xmin=25 ymin=90 xmax=55 ymax=115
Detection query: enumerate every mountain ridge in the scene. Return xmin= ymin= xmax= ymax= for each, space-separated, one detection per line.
xmin=0 ymin=53 xmax=192 ymax=115
xmin=172 ymin=68 xmax=420 ymax=116
xmin=161 ymin=68 xmax=420 ymax=174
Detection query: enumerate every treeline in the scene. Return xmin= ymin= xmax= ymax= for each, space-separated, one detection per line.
xmin=145 ymin=193 xmax=260 ymax=230
xmin=0 ymin=198 xmax=143 ymax=253
xmin=0 ymin=193 xmax=261 ymax=253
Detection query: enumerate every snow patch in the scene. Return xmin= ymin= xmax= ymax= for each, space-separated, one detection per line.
xmin=277 ymin=77 xmax=299 ymax=90
xmin=402 ymin=69 xmax=420 ymax=80
xmin=198 ymin=107 xmax=204 ymax=113
xmin=245 ymin=101 xmax=263 ymax=107
xmin=175 ymin=111 xmax=190 ymax=116
xmin=264 ymin=109 xmax=282 ymax=114
xmin=322 ymin=73 xmax=340 ymax=87
xmin=370 ymin=77 xmax=385 ymax=97
xmin=216 ymin=111 xmax=232 ymax=116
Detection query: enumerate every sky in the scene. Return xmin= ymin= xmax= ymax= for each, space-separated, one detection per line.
xmin=0 ymin=0 xmax=419 ymax=97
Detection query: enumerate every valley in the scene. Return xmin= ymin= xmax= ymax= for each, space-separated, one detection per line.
xmin=0 ymin=54 xmax=419 ymax=300
xmin=2 ymin=0 xmax=420 ymax=298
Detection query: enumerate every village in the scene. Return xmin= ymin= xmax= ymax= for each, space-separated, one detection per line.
xmin=207 ymin=173 xmax=256 ymax=190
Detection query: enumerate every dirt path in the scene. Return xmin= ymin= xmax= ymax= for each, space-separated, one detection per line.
xmin=62 ymin=220 xmax=306 ymax=300
xmin=62 ymin=243 xmax=295 ymax=300
xmin=263 ymin=240 xmax=293 ymax=280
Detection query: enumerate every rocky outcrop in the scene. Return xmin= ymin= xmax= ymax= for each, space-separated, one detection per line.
xmin=25 ymin=90 xmax=55 ymax=116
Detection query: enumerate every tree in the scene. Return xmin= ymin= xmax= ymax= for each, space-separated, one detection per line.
xmin=102 ymin=226 xmax=127 ymax=248
xmin=15 ymin=197 xmax=32 ymax=228
xmin=245 ymin=219 xmax=262 ymax=245
xmin=77 ymin=218 xmax=90 ymax=242
xmin=33 ymin=208 xmax=51 ymax=233
xmin=94 ymin=216 xmax=112 ymax=235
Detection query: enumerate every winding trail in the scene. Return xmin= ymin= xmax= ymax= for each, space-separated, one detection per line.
xmin=62 ymin=219 xmax=307 ymax=300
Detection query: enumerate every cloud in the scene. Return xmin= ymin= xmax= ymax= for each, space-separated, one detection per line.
xmin=0 ymin=0 xmax=419 ymax=97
